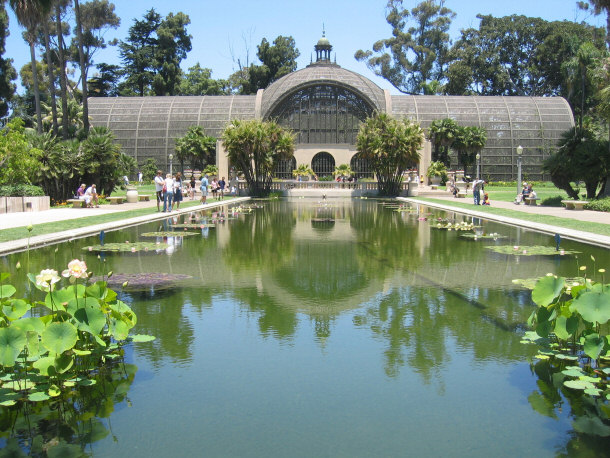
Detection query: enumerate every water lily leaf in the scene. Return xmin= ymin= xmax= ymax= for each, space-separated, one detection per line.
xmin=44 ymin=288 xmax=74 ymax=311
xmin=561 ymin=368 xmax=585 ymax=377
xmin=33 ymin=356 xmax=56 ymax=376
xmin=583 ymin=333 xmax=605 ymax=360
xmin=0 ymin=327 xmax=26 ymax=367
xmin=487 ymin=245 xmax=580 ymax=256
xmin=527 ymin=391 xmax=557 ymax=419
xmin=0 ymin=390 xmax=19 ymax=406
xmin=54 ymin=353 xmax=74 ymax=374
xmin=83 ymin=242 xmax=169 ymax=253
xmin=48 ymin=384 xmax=61 ymax=397
xmin=2 ymin=299 xmax=30 ymax=321
xmin=571 ymin=291 xmax=610 ymax=325
xmin=140 ymin=231 xmax=199 ymax=237
xmin=555 ymin=353 xmax=578 ymax=361
xmin=0 ymin=284 xmax=16 ymax=299
xmin=584 ymin=388 xmax=602 ymax=396
xmin=45 ymin=441 xmax=83 ymax=458
xmin=109 ymin=319 xmax=129 ymax=341
xmin=73 ymin=349 xmax=91 ymax=356
xmin=129 ymin=334 xmax=156 ymax=342
xmin=73 ymin=303 xmax=106 ymax=336
xmin=78 ymin=379 xmax=96 ymax=386
xmin=534 ymin=354 xmax=551 ymax=360
xmin=28 ymin=391 xmax=50 ymax=402
xmin=26 ymin=330 xmax=40 ymax=359
xmin=564 ymin=379 xmax=596 ymax=390
xmin=532 ymin=276 xmax=565 ymax=307
xmin=41 ymin=322 xmax=78 ymax=354
xmin=573 ymin=415 xmax=610 ymax=437
xmin=11 ymin=317 xmax=45 ymax=335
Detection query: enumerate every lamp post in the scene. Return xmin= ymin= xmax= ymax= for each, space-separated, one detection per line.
xmin=169 ymin=153 xmax=173 ymax=176
xmin=476 ymin=153 xmax=481 ymax=180
xmin=516 ymin=145 xmax=523 ymax=198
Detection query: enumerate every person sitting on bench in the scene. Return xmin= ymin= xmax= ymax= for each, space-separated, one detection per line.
xmin=85 ymin=184 xmax=99 ymax=208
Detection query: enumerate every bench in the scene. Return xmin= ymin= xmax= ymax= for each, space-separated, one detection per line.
xmin=138 ymin=194 xmax=151 ymax=202
xmin=524 ymin=197 xmax=539 ymax=206
xmin=456 ymin=192 xmax=466 ymax=198
xmin=107 ymin=196 xmax=124 ymax=205
xmin=430 ymin=185 xmax=438 ymax=190
xmin=67 ymin=198 xmax=86 ymax=208
xmin=562 ymin=200 xmax=588 ymax=210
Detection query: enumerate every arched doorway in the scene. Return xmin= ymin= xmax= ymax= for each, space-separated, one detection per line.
xmin=273 ymin=156 xmax=297 ymax=179
xmin=350 ymin=153 xmax=373 ymax=179
xmin=312 ymin=152 xmax=335 ymax=178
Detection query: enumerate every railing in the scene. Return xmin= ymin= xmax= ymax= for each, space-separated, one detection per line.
xmin=235 ymin=180 xmax=415 ymax=193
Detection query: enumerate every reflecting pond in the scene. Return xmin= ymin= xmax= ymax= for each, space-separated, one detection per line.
xmin=1 ymin=199 xmax=609 ymax=456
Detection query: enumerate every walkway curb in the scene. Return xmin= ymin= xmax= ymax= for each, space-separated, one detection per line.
xmin=401 ymin=197 xmax=610 ymax=249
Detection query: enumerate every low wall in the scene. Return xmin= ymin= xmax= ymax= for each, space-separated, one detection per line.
xmin=0 ymin=196 xmax=51 ymax=214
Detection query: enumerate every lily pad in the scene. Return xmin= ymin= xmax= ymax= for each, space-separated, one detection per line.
xmin=140 ymin=232 xmax=199 ymax=237
xmin=486 ymin=245 xmax=580 ymax=256
xmin=571 ymin=291 xmax=610 ymax=325
xmin=459 ymin=233 xmax=507 ymax=240
xmin=170 ymin=223 xmax=216 ymax=229
xmin=82 ymin=242 xmax=169 ymax=253
xmin=564 ymin=379 xmax=596 ymax=390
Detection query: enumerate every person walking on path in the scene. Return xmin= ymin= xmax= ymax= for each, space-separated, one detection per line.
xmin=189 ymin=175 xmax=196 ymax=200
xmin=163 ymin=174 xmax=175 ymax=212
xmin=200 ymin=174 xmax=209 ymax=204
xmin=154 ymin=170 xmax=165 ymax=212
xmin=218 ymin=177 xmax=226 ymax=200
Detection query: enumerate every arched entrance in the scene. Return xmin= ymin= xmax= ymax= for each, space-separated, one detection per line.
xmin=312 ymin=152 xmax=335 ymax=178
xmin=350 ymin=153 xmax=373 ymax=179
xmin=273 ymin=156 xmax=297 ymax=179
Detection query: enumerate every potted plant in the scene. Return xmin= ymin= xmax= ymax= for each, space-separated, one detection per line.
xmin=292 ymin=164 xmax=314 ymax=181
xmin=426 ymin=161 xmax=447 ymax=186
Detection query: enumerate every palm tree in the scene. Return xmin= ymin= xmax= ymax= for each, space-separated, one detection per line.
xmin=73 ymin=0 xmax=89 ymax=133
xmin=55 ymin=0 xmax=70 ymax=139
xmin=292 ymin=163 xmax=314 ymax=180
xmin=428 ymin=118 xmax=459 ymax=166
xmin=333 ymin=164 xmax=353 ymax=180
xmin=41 ymin=14 xmax=57 ymax=135
xmin=453 ymin=126 xmax=487 ymax=178
xmin=9 ymin=0 xmax=53 ymax=134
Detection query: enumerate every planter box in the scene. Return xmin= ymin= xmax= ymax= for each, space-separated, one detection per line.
xmin=0 ymin=196 xmax=50 ymax=214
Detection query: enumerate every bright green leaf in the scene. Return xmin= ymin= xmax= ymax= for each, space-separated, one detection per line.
xmin=571 ymin=291 xmax=610 ymax=325
xmin=0 ymin=284 xmax=16 ymax=299
xmin=0 ymin=327 xmax=26 ymax=367
xmin=41 ymin=322 xmax=78 ymax=354
xmin=532 ymin=276 xmax=565 ymax=307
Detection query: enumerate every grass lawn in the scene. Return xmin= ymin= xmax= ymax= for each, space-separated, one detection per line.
xmin=413 ymin=197 xmax=610 ymax=237
xmin=442 ymin=183 xmax=570 ymax=204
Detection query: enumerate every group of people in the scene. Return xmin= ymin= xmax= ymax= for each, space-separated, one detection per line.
xmin=75 ymin=183 xmax=99 ymax=208
xmin=154 ymin=170 xmax=187 ymax=212
xmin=515 ymin=182 xmax=537 ymax=204
xmin=472 ymin=179 xmax=489 ymax=205
xmin=198 ymin=175 xmax=228 ymax=204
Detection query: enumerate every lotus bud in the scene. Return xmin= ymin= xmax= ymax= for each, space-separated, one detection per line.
xmin=122 ymin=281 xmax=129 ymax=287
xmin=108 ymin=271 xmax=113 ymax=278
xmin=26 ymin=224 xmax=33 ymax=232
xmin=15 ymin=261 xmax=21 ymax=270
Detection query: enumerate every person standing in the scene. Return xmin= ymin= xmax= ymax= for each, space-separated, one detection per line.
xmin=200 ymin=174 xmax=209 ymax=204
xmin=173 ymin=172 xmax=183 ymax=210
xmin=189 ymin=175 xmax=196 ymax=200
xmin=218 ymin=176 xmax=226 ymax=200
xmin=163 ymin=173 xmax=175 ymax=212
xmin=138 ymin=171 xmax=143 ymax=184
xmin=473 ymin=179 xmax=483 ymax=205
xmin=154 ymin=170 xmax=165 ymax=212
xmin=211 ymin=177 xmax=219 ymax=199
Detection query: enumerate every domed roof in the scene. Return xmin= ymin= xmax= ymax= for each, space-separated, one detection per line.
xmin=316 ymin=36 xmax=331 ymax=47
xmin=261 ymin=64 xmax=386 ymax=117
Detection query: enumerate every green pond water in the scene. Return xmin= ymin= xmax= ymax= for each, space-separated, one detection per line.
xmin=1 ymin=199 xmax=609 ymax=457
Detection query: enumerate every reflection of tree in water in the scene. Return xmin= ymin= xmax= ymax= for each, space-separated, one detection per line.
xmin=526 ymin=359 xmax=610 ymax=455
xmin=223 ymin=200 xmax=295 ymax=271
xmin=0 ymin=362 xmax=137 ymax=456
xmin=232 ymin=287 xmax=298 ymax=340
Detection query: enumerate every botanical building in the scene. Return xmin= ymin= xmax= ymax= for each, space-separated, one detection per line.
xmin=89 ymin=34 xmax=574 ymax=182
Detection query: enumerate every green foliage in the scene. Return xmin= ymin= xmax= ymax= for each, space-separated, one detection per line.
xmin=243 ymin=36 xmax=300 ymax=94
xmin=584 ymin=197 xmax=610 ymax=212
xmin=178 ymin=63 xmax=229 ymax=95
xmin=0 ymin=264 xmax=154 ymax=408
xmin=222 ymin=119 xmax=295 ymax=197
xmin=355 ymin=0 xmax=455 ymax=94
xmin=426 ymin=161 xmax=447 ymax=178
xmin=0 ymin=118 xmax=41 ymax=185
xmin=140 ymin=158 xmax=158 ymax=182
xmin=292 ymin=163 xmax=314 ymax=178
xmin=356 ymin=112 xmax=424 ymax=196
xmin=428 ymin=118 xmax=459 ymax=165
xmin=0 ymin=1 xmax=16 ymax=118
xmin=174 ymin=125 xmax=216 ymax=172
xmin=0 ymin=184 xmax=44 ymax=197
xmin=452 ymin=125 xmax=487 ymax=176
xmin=203 ymin=164 xmax=218 ymax=177
xmin=333 ymin=164 xmax=353 ymax=178
xmin=80 ymin=126 xmax=125 ymax=197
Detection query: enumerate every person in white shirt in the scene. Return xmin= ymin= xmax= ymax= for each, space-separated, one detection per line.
xmin=154 ymin=170 xmax=165 ymax=212
xmin=163 ymin=174 xmax=175 ymax=212
xmin=84 ymin=184 xmax=99 ymax=208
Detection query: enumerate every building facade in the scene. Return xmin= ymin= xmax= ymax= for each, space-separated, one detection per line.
xmin=89 ymin=35 xmax=574 ymax=182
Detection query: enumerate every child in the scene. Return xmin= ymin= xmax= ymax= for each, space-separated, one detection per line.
xmin=482 ymin=192 xmax=490 ymax=205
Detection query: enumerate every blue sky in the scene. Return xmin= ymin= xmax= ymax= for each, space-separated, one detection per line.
xmin=4 ymin=0 xmax=606 ymax=94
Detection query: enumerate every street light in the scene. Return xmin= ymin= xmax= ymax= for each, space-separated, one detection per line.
xmin=169 ymin=153 xmax=174 ymax=176
xmin=516 ymin=145 xmax=523 ymax=199
xmin=476 ymin=153 xmax=481 ymax=180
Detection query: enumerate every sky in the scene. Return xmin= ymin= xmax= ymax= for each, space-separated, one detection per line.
xmin=3 ymin=0 xmax=607 ymax=95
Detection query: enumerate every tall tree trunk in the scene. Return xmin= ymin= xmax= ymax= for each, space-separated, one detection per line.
xmin=42 ymin=19 xmax=58 ymax=135
xmin=28 ymin=36 xmax=43 ymax=133
xmin=73 ymin=0 xmax=88 ymax=133
xmin=55 ymin=2 xmax=69 ymax=139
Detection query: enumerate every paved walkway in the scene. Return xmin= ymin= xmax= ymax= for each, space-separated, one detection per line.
xmin=403 ymin=189 xmax=610 ymax=248
xmin=0 ymin=197 xmax=249 ymax=255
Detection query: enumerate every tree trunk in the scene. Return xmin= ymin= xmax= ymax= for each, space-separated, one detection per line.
xmin=42 ymin=19 xmax=58 ymax=136
xmin=73 ymin=0 xmax=89 ymax=134
xmin=29 ymin=37 xmax=43 ymax=133
xmin=55 ymin=3 xmax=69 ymax=140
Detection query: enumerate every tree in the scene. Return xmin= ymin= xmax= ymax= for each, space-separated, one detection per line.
xmin=222 ymin=119 xmax=295 ymax=196
xmin=88 ymin=62 xmax=121 ymax=97
xmin=333 ymin=164 xmax=353 ymax=179
xmin=355 ymin=0 xmax=455 ymax=94
xmin=140 ymin=157 xmax=158 ymax=182
xmin=0 ymin=1 xmax=17 ymax=118
xmin=73 ymin=0 xmax=88 ymax=132
xmin=452 ymin=126 xmax=487 ymax=178
xmin=80 ymin=126 xmax=123 ymax=196
xmin=0 ymin=118 xmax=41 ymax=185
xmin=243 ymin=36 xmax=299 ymax=94
xmin=356 ymin=112 xmax=424 ymax=196
xmin=178 ymin=64 xmax=229 ymax=95
xmin=152 ymin=12 xmax=191 ymax=96
xmin=174 ymin=126 xmax=216 ymax=172
xmin=54 ymin=0 xmax=71 ymax=139
xmin=428 ymin=118 xmax=458 ymax=165
xmin=9 ymin=0 xmax=53 ymax=133
xmin=579 ymin=0 xmax=610 ymax=47
xmin=445 ymin=15 xmax=606 ymax=97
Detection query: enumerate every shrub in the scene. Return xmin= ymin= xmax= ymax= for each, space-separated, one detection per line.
xmin=584 ymin=197 xmax=610 ymax=212
xmin=540 ymin=196 xmax=564 ymax=207
xmin=0 ymin=184 xmax=45 ymax=197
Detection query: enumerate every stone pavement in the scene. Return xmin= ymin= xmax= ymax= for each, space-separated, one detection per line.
xmin=0 ymin=197 xmax=249 ymax=255
xmin=403 ymin=188 xmax=610 ymax=248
